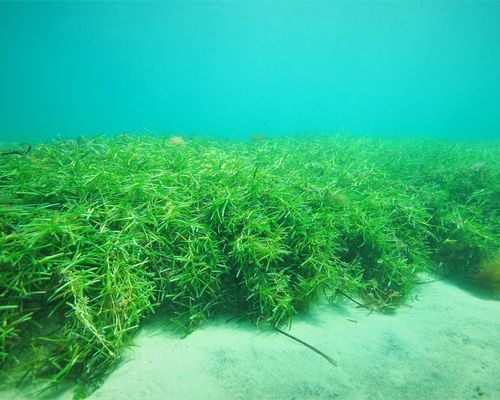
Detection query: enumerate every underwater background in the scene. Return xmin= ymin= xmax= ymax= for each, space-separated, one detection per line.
xmin=1 ymin=0 xmax=500 ymax=143
xmin=1 ymin=2 xmax=500 ymax=399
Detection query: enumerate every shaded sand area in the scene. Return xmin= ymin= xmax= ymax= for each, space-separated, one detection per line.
xmin=3 ymin=279 xmax=499 ymax=400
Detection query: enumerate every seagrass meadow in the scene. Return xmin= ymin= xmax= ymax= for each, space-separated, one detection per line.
xmin=1 ymin=134 xmax=499 ymax=397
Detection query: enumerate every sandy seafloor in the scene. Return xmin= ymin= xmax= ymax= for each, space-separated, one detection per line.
xmin=2 ymin=278 xmax=499 ymax=400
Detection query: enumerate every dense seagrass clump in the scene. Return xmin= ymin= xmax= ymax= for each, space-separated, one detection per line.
xmin=1 ymin=134 xmax=498 ymax=395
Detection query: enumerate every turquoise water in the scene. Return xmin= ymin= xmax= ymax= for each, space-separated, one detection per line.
xmin=1 ymin=1 xmax=499 ymax=142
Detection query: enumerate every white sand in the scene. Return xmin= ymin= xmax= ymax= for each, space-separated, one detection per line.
xmin=3 ymin=279 xmax=499 ymax=400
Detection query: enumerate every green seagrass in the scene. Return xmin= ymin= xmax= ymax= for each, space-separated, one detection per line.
xmin=1 ymin=134 xmax=498 ymax=397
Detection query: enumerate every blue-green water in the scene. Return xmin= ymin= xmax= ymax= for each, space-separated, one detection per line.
xmin=1 ymin=1 xmax=499 ymax=143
